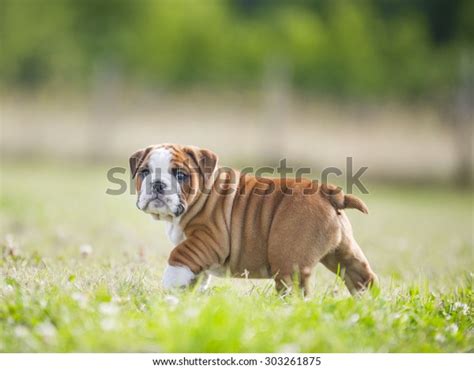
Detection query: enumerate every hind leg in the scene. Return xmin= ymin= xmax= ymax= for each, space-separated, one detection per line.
xmin=269 ymin=233 xmax=334 ymax=297
xmin=321 ymin=238 xmax=377 ymax=295
xmin=320 ymin=212 xmax=377 ymax=294
xmin=273 ymin=266 xmax=313 ymax=296
xmin=268 ymin=198 xmax=343 ymax=296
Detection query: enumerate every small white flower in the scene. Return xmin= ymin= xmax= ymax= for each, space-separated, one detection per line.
xmin=100 ymin=318 xmax=117 ymax=331
xmin=99 ymin=302 xmax=119 ymax=315
xmin=242 ymin=327 xmax=256 ymax=341
xmin=79 ymin=244 xmax=93 ymax=257
xmin=348 ymin=313 xmax=360 ymax=325
xmin=164 ymin=295 xmax=180 ymax=307
xmin=446 ymin=323 xmax=458 ymax=334
xmin=36 ymin=322 xmax=57 ymax=340
xmin=183 ymin=307 xmax=199 ymax=319
xmin=453 ymin=302 xmax=469 ymax=315
xmin=278 ymin=343 xmax=301 ymax=353
xmin=3 ymin=284 xmax=14 ymax=295
xmin=14 ymin=325 xmax=29 ymax=338
xmin=72 ymin=292 xmax=88 ymax=307
xmin=112 ymin=295 xmax=129 ymax=303
xmin=281 ymin=306 xmax=293 ymax=317
xmin=435 ymin=333 xmax=446 ymax=343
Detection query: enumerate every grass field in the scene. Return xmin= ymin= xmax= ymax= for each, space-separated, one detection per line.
xmin=0 ymin=161 xmax=472 ymax=352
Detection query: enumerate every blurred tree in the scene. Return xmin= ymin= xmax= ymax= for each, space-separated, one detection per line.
xmin=0 ymin=0 xmax=472 ymax=100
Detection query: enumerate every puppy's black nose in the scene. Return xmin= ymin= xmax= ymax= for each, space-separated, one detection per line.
xmin=152 ymin=180 xmax=166 ymax=194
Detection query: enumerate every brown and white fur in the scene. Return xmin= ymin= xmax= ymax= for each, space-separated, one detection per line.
xmin=130 ymin=143 xmax=377 ymax=295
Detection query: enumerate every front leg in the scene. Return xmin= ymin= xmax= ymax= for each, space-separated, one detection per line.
xmin=162 ymin=264 xmax=196 ymax=289
xmin=161 ymin=266 xmax=213 ymax=290
xmin=162 ymin=232 xmax=227 ymax=290
xmin=198 ymin=273 xmax=212 ymax=291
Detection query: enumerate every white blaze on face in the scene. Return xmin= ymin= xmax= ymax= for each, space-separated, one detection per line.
xmin=137 ymin=147 xmax=182 ymax=217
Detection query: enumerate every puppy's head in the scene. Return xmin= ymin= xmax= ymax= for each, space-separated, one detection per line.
xmin=129 ymin=144 xmax=218 ymax=220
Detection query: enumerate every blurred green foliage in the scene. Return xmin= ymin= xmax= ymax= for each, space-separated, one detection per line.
xmin=0 ymin=0 xmax=472 ymax=98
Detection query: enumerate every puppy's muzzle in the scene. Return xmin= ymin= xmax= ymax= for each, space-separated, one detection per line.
xmin=152 ymin=180 xmax=166 ymax=194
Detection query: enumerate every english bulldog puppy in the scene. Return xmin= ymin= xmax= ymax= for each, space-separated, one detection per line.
xmin=130 ymin=143 xmax=377 ymax=295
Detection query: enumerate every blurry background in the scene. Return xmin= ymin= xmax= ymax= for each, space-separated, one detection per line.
xmin=1 ymin=0 xmax=473 ymax=184
xmin=0 ymin=0 xmax=472 ymax=278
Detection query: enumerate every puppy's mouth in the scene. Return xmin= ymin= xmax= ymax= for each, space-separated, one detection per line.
xmin=137 ymin=196 xmax=186 ymax=217
xmin=136 ymin=196 xmax=165 ymax=211
xmin=145 ymin=197 xmax=166 ymax=211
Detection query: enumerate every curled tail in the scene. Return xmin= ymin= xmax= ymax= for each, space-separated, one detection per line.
xmin=320 ymin=184 xmax=369 ymax=214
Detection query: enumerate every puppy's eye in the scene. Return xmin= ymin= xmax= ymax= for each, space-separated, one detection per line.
xmin=173 ymin=169 xmax=188 ymax=182
xmin=139 ymin=169 xmax=150 ymax=178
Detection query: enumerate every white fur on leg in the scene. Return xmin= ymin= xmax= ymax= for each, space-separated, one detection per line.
xmin=198 ymin=273 xmax=212 ymax=292
xmin=162 ymin=264 xmax=196 ymax=289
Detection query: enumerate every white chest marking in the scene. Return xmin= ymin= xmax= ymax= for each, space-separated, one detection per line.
xmin=165 ymin=222 xmax=185 ymax=245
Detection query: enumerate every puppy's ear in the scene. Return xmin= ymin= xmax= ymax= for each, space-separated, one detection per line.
xmin=129 ymin=146 xmax=153 ymax=179
xmin=184 ymin=146 xmax=218 ymax=181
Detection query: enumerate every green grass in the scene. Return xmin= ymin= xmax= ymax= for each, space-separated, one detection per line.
xmin=0 ymin=161 xmax=473 ymax=352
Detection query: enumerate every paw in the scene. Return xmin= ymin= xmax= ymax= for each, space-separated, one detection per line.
xmin=198 ymin=273 xmax=212 ymax=292
xmin=162 ymin=264 xmax=196 ymax=290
